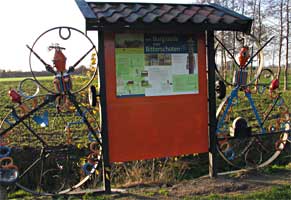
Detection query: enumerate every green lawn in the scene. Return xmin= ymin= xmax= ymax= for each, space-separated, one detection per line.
xmin=1 ymin=71 xmax=291 ymax=200
xmin=0 ymin=76 xmax=53 ymax=82
xmin=7 ymin=183 xmax=291 ymax=200
xmin=187 ymin=185 xmax=291 ymax=200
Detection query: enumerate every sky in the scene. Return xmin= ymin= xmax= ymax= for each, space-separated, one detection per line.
xmin=0 ymin=0 xmax=196 ymax=72
xmin=0 ymin=0 xmax=85 ymax=71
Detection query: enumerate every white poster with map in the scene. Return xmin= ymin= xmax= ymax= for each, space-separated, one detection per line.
xmin=115 ymin=33 xmax=199 ymax=97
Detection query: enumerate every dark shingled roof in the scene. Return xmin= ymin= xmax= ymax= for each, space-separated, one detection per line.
xmin=75 ymin=0 xmax=252 ymax=33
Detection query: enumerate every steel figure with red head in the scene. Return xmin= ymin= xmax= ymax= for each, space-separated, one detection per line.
xmin=26 ymin=27 xmax=96 ymax=95
xmin=47 ymin=44 xmax=72 ymax=111
xmin=0 ymin=27 xmax=101 ymax=196
xmin=214 ymin=34 xmax=290 ymax=170
xmin=47 ymin=44 xmax=72 ymax=92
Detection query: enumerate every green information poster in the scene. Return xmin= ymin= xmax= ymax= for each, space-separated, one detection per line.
xmin=115 ymin=33 xmax=199 ymax=97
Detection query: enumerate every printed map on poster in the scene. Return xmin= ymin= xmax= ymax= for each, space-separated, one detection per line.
xmin=115 ymin=33 xmax=198 ymax=97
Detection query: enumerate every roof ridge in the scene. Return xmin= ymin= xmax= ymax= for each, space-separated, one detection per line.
xmin=76 ymin=0 xmax=253 ymax=33
xmin=208 ymin=3 xmax=252 ymax=21
xmin=87 ymin=1 xmax=207 ymax=6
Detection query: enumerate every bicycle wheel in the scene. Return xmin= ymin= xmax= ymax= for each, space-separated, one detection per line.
xmin=216 ymin=88 xmax=290 ymax=169
xmin=0 ymin=94 xmax=102 ymax=196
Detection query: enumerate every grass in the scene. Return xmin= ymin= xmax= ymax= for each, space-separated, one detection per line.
xmin=158 ymin=188 xmax=169 ymax=197
xmin=8 ymin=190 xmax=31 ymax=199
xmin=1 ymin=70 xmax=290 ymax=199
xmin=7 ymin=184 xmax=291 ymax=200
xmin=0 ymin=74 xmax=100 ymax=198
xmin=0 ymin=76 xmax=54 ymax=82
xmin=260 ymin=163 xmax=291 ymax=174
xmin=186 ymin=185 xmax=291 ymax=200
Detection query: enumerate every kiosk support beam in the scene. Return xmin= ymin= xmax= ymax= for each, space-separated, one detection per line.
xmin=207 ymin=31 xmax=218 ymax=178
xmin=98 ymin=31 xmax=111 ymax=193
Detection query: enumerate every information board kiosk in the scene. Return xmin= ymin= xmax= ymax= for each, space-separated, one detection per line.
xmin=76 ymin=0 xmax=253 ymax=192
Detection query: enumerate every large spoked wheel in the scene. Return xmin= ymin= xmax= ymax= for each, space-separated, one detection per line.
xmin=28 ymin=26 xmax=98 ymax=94
xmin=216 ymin=88 xmax=290 ymax=169
xmin=0 ymin=95 xmax=102 ymax=196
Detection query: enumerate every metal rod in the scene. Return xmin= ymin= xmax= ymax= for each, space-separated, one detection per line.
xmin=217 ymin=129 xmax=291 ymax=141
xmin=26 ymin=45 xmax=56 ymax=75
xmin=215 ymin=36 xmax=240 ymax=67
xmin=0 ymin=95 xmax=58 ymax=137
xmin=243 ymin=36 xmax=274 ymax=68
xmin=261 ymin=95 xmax=280 ymax=125
xmin=245 ymin=92 xmax=265 ymax=133
xmin=18 ymin=155 xmax=43 ymax=179
xmin=71 ymin=46 xmax=95 ymax=69
xmin=68 ymin=92 xmax=101 ymax=145
xmin=38 ymin=154 xmax=45 ymax=194
xmin=20 ymin=120 xmax=48 ymax=147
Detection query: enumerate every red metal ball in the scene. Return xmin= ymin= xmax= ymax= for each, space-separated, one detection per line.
xmin=8 ymin=89 xmax=21 ymax=103
xmin=270 ymin=78 xmax=279 ymax=91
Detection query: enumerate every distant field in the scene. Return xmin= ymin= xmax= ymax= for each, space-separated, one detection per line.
xmin=0 ymin=76 xmax=53 ymax=82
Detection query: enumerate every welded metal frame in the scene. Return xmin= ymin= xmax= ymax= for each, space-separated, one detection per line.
xmin=0 ymin=92 xmax=103 ymax=195
xmin=0 ymin=94 xmax=58 ymax=137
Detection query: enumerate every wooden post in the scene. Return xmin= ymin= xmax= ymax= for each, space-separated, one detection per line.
xmin=207 ymin=31 xmax=218 ymax=178
xmin=98 ymin=31 xmax=111 ymax=193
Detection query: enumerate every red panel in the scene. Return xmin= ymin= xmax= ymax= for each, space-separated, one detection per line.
xmin=104 ymin=32 xmax=208 ymax=162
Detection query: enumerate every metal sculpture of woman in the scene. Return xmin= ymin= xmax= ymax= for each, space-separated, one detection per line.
xmin=215 ymin=33 xmax=290 ymax=169
xmin=0 ymin=27 xmax=102 ymax=196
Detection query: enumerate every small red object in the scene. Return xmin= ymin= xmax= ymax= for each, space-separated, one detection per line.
xmin=8 ymin=89 xmax=21 ymax=103
xmin=270 ymin=78 xmax=279 ymax=91
xmin=238 ymin=46 xmax=250 ymax=68
xmin=53 ymin=49 xmax=67 ymax=72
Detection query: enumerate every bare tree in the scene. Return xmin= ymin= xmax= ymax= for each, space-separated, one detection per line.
xmin=252 ymin=0 xmax=257 ymax=36
xmin=284 ymin=0 xmax=289 ymax=90
xmin=258 ymin=0 xmax=263 ymax=43
xmin=231 ymin=0 xmax=236 ymax=61
xmin=241 ymin=0 xmax=245 ymax=15
xmin=278 ymin=0 xmax=284 ymax=78
xmin=220 ymin=31 xmax=226 ymax=79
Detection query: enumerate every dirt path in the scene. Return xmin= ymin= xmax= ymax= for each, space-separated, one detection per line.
xmin=104 ymin=169 xmax=291 ymax=199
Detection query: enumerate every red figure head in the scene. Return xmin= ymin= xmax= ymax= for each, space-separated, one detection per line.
xmin=49 ymin=44 xmax=67 ymax=73
xmin=238 ymin=46 xmax=250 ymax=68
xmin=53 ymin=48 xmax=67 ymax=73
